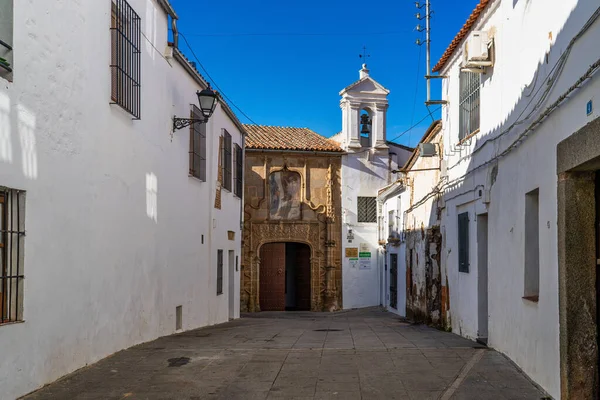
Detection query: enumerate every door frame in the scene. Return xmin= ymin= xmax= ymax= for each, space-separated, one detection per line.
xmin=257 ymin=240 xmax=314 ymax=311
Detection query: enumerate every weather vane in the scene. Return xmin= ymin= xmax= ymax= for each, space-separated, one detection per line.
xmin=359 ymin=46 xmax=370 ymax=63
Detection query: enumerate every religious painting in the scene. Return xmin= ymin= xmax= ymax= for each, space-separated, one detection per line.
xmin=269 ymin=170 xmax=301 ymax=220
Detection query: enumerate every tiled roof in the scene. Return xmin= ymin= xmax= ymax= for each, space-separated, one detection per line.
xmin=244 ymin=125 xmax=344 ymax=152
xmin=432 ymin=0 xmax=492 ymax=73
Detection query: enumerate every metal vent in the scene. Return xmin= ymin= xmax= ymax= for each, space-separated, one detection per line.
xmin=419 ymin=143 xmax=437 ymax=157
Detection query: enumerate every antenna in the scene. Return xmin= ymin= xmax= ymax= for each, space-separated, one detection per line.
xmin=415 ymin=0 xmax=447 ymax=106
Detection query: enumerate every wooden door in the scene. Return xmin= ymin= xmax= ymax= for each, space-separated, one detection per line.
xmin=295 ymin=244 xmax=311 ymax=311
xmin=260 ymin=243 xmax=286 ymax=311
xmin=389 ymin=254 xmax=398 ymax=310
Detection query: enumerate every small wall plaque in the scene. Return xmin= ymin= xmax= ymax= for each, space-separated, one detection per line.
xmin=227 ymin=231 xmax=235 ymax=240
xmin=345 ymin=247 xmax=358 ymax=258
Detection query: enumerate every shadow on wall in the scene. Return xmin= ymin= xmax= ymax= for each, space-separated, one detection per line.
xmin=410 ymin=0 xmax=594 ymax=397
xmin=411 ymin=0 xmax=592 ymax=332
xmin=0 ymin=90 xmax=39 ymax=180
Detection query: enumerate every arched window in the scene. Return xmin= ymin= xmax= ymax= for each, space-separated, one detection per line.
xmin=360 ymin=109 xmax=372 ymax=147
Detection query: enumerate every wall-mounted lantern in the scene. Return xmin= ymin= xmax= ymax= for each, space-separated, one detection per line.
xmin=173 ymin=87 xmax=218 ymax=131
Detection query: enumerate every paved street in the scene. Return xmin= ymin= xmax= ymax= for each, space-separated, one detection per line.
xmin=23 ymin=308 xmax=548 ymax=400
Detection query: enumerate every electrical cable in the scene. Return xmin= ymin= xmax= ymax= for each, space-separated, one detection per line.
xmin=179 ymin=32 xmax=260 ymax=125
xmin=408 ymin=34 xmax=424 ymax=146
xmin=447 ymin=6 xmax=600 ymax=172
xmin=388 ymin=106 xmax=441 ymax=143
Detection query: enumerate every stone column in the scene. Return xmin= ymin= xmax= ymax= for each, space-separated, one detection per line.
xmin=348 ymin=103 xmax=362 ymax=150
xmin=558 ymin=171 xmax=598 ymax=400
xmin=374 ymin=103 xmax=389 ymax=149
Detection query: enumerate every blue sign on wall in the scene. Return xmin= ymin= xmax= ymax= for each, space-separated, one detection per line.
xmin=587 ymin=100 xmax=593 ymax=116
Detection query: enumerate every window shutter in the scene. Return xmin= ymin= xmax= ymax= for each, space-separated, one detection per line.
xmin=189 ymin=105 xmax=206 ymax=181
xmin=458 ymin=212 xmax=469 ymax=273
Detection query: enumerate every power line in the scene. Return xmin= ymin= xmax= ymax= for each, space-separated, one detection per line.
xmin=388 ymin=106 xmax=441 ymax=143
xmin=179 ymin=31 xmax=410 ymax=38
xmin=178 ymin=33 xmax=260 ymax=125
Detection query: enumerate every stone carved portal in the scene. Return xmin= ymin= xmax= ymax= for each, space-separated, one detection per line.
xmin=242 ymin=222 xmax=329 ymax=312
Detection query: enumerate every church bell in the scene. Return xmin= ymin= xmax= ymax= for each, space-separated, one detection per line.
xmin=360 ymin=114 xmax=371 ymax=134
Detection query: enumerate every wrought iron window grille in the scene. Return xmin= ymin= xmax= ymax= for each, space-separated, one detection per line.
xmin=110 ymin=0 xmax=141 ymax=119
xmin=458 ymin=71 xmax=481 ymax=141
xmin=216 ymin=250 xmax=223 ymax=295
xmin=357 ymin=197 xmax=377 ymax=223
xmin=0 ymin=188 xmax=25 ymax=325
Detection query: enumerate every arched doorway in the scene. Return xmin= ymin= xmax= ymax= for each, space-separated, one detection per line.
xmin=259 ymin=242 xmax=311 ymax=311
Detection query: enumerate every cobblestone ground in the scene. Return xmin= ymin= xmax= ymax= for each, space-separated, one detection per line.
xmin=23 ymin=308 xmax=549 ymax=400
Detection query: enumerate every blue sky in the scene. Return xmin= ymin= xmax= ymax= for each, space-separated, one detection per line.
xmin=169 ymin=0 xmax=479 ymax=148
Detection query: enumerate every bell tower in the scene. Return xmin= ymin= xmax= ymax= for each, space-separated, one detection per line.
xmin=339 ymin=64 xmax=390 ymax=151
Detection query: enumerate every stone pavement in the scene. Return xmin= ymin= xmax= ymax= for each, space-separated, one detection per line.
xmin=23 ymin=308 xmax=549 ymax=400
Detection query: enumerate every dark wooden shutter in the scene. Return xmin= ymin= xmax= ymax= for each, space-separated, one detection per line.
xmin=234 ymin=144 xmax=243 ymax=197
xmin=222 ymin=130 xmax=232 ymax=191
xmin=189 ymin=105 xmax=206 ymax=181
xmin=458 ymin=212 xmax=470 ymax=273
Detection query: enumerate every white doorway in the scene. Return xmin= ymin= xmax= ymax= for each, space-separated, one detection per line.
xmin=228 ymin=250 xmax=235 ymax=320
xmin=477 ymin=214 xmax=489 ymax=344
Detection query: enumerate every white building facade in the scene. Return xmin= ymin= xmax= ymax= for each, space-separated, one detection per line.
xmin=331 ymin=65 xmax=411 ymax=309
xmin=379 ymin=121 xmax=445 ymax=322
xmin=0 ymin=1 xmax=245 ymax=398
xmin=436 ymin=0 xmax=600 ymax=397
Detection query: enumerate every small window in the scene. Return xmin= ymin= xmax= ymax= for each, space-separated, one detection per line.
xmin=458 ymin=71 xmax=481 ymax=141
xmin=524 ymin=189 xmax=540 ymax=301
xmin=216 ymin=250 xmax=223 ymax=295
xmin=234 ymin=143 xmax=243 ymax=198
xmin=221 ymin=130 xmax=232 ymax=192
xmin=0 ymin=0 xmax=14 ymax=82
xmin=189 ymin=105 xmax=206 ymax=181
xmin=357 ymin=197 xmax=377 ymax=223
xmin=458 ymin=212 xmax=470 ymax=273
xmin=111 ymin=0 xmax=141 ymax=119
xmin=1 ymin=187 xmax=25 ymax=324
xmin=388 ymin=210 xmax=395 ymax=238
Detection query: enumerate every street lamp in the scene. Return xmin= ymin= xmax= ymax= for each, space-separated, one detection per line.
xmin=173 ymin=87 xmax=218 ymax=130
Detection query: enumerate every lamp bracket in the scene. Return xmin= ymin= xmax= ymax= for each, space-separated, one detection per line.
xmin=173 ymin=116 xmax=207 ymax=131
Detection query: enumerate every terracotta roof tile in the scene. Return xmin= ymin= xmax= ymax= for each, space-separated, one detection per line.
xmin=432 ymin=0 xmax=491 ymax=73
xmin=244 ymin=125 xmax=344 ymax=152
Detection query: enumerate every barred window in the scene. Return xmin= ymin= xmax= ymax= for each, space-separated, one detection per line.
xmin=234 ymin=143 xmax=243 ymax=198
xmin=1 ymin=187 xmax=25 ymax=324
xmin=216 ymin=250 xmax=223 ymax=295
xmin=111 ymin=0 xmax=141 ymax=119
xmin=357 ymin=197 xmax=377 ymax=223
xmin=189 ymin=105 xmax=206 ymax=181
xmin=0 ymin=0 xmax=14 ymax=82
xmin=222 ymin=130 xmax=232 ymax=191
xmin=458 ymin=71 xmax=481 ymax=141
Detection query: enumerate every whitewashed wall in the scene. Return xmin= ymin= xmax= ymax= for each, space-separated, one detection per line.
xmin=0 ymin=1 xmax=242 ymax=398
xmin=379 ymin=187 xmax=406 ymax=316
xmin=439 ymin=0 xmax=599 ymax=397
xmin=341 ymin=151 xmax=390 ymax=309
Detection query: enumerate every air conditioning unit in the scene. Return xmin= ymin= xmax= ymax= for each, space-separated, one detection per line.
xmin=419 ymin=143 xmax=436 ymax=157
xmin=463 ymin=31 xmax=494 ymax=70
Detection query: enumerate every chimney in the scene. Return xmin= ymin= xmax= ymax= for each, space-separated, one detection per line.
xmin=359 ymin=63 xmax=370 ymax=79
